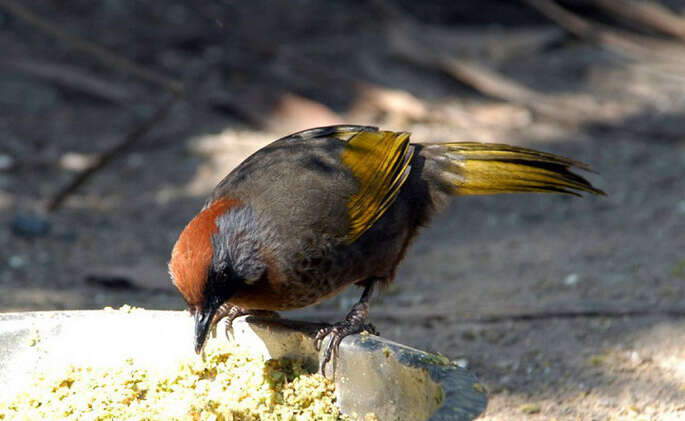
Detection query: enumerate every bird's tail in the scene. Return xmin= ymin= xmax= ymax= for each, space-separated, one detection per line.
xmin=418 ymin=142 xmax=605 ymax=197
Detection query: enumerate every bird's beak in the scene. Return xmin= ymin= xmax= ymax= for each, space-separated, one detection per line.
xmin=194 ymin=307 xmax=217 ymax=354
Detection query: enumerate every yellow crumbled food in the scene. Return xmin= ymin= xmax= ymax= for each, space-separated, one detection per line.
xmin=0 ymin=339 xmax=350 ymax=421
xmin=103 ymin=304 xmax=143 ymax=313
xmin=26 ymin=329 xmax=40 ymax=347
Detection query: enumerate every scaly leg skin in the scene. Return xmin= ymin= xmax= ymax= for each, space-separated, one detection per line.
xmin=314 ymin=281 xmax=379 ymax=375
xmin=212 ymin=303 xmax=280 ymax=340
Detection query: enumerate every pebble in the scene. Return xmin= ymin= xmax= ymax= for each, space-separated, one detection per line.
xmin=60 ymin=152 xmax=96 ymax=171
xmin=8 ymin=255 xmax=25 ymax=268
xmin=453 ymin=358 xmax=469 ymax=368
xmin=564 ymin=273 xmax=580 ymax=286
xmin=0 ymin=154 xmax=14 ymax=171
xmin=11 ymin=213 xmax=51 ymax=237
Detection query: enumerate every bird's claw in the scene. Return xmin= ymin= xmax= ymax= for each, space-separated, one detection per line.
xmin=220 ymin=308 xmax=280 ymax=341
xmin=361 ymin=322 xmax=379 ymax=336
xmin=314 ymin=318 xmax=379 ymax=375
xmin=224 ymin=317 xmax=237 ymax=340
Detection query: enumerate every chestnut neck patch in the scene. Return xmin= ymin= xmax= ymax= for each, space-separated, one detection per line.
xmin=169 ymin=197 xmax=241 ymax=307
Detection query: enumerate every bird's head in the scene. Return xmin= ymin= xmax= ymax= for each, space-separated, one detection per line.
xmin=169 ymin=197 xmax=265 ymax=354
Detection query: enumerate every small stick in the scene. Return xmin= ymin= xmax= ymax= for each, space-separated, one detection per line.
xmin=524 ymin=0 xmax=685 ymax=66
xmin=0 ymin=0 xmax=183 ymax=95
xmin=382 ymin=22 xmax=580 ymax=123
xmin=0 ymin=58 xmax=134 ymax=104
xmin=45 ymin=96 xmax=177 ymax=212
xmin=593 ymin=0 xmax=685 ymax=41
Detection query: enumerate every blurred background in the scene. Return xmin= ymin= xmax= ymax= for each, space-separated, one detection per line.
xmin=1 ymin=0 xmax=684 ymax=419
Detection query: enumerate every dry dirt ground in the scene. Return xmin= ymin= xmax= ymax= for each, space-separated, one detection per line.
xmin=1 ymin=1 xmax=684 ymax=420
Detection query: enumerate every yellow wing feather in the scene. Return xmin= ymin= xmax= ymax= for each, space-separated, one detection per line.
xmin=341 ymin=131 xmax=413 ymax=243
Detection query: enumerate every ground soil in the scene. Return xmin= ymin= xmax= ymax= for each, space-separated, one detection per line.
xmin=1 ymin=1 xmax=683 ymax=420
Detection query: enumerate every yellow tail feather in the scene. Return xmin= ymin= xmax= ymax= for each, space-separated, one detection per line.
xmin=421 ymin=142 xmax=605 ymax=197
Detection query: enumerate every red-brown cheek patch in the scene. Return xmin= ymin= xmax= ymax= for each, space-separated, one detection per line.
xmin=169 ymin=197 xmax=241 ymax=306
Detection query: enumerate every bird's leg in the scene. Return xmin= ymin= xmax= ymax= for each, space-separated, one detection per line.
xmin=314 ymin=280 xmax=379 ymax=374
xmin=211 ymin=303 xmax=280 ymax=339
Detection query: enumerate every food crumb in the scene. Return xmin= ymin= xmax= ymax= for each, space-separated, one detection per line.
xmin=421 ymin=352 xmax=450 ymax=366
xmin=519 ymin=403 xmax=541 ymax=414
xmin=103 ymin=304 xmax=143 ymax=313
xmin=472 ymin=382 xmax=487 ymax=393
xmin=26 ymin=329 xmax=40 ymax=347
xmin=1 ymin=338 xmax=355 ymax=421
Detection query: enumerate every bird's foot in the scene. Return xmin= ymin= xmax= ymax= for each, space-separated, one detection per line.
xmin=314 ymin=301 xmax=378 ymax=375
xmin=212 ymin=304 xmax=280 ymax=340
xmin=226 ymin=309 xmax=280 ymax=339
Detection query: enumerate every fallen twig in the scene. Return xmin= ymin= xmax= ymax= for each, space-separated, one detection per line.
xmin=0 ymin=58 xmax=135 ymax=104
xmin=0 ymin=0 xmax=183 ymax=95
xmin=370 ymin=0 xmax=564 ymax=61
xmin=0 ymin=0 xmax=188 ymax=212
xmin=375 ymin=1 xmax=585 ymax=124
xmin=376 ymin=0 xmax=685 ymax=139
xmin=592 ymin=0 xmax=685 ymax=41
xmin=430 ymin=55 xmax=577 ymax=123
xmin=524 ymin=0 xmax=685 ymax=66
xmin=46 ymin=96 xmax=178 ymax=212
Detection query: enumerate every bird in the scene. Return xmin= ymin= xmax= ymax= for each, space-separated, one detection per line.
xmin=169 ymin=124 xmax=604 ymax=372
